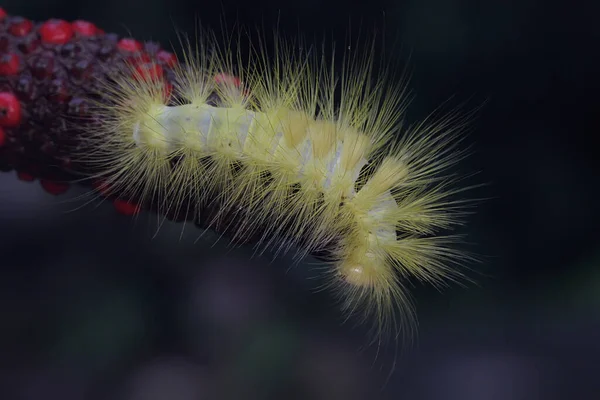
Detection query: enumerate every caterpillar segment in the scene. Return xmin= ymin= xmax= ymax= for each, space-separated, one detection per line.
xmin=0 ymin=8 xmax=475 ymax=342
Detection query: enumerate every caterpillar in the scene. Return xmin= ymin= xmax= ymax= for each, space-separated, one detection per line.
xmin=0 ymin=9 xmax=477 ymax=345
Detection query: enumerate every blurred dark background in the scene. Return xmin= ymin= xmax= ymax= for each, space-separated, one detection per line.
xmin=1 ymin=0 xmax=599 ymax=399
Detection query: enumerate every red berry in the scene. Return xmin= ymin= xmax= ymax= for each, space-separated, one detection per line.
xmin=39 ymin=19 xmax=74 ymax=45
xmin=9 ymin=17 xmax=33 ymax=37
xmin=127 ymin=53 xmax=151 ymax=66
xmin=0 ymin=92 xmax=21 ymax=127
xmin=214 ymin=73 xmax=241 ymax=88
xmin=17 ymin=171 xmax=35 ymax=182
xmin=40 ymin=180 xmax=70 ymax=195
xmin=0 ymin=53 xmax=19 ymax=75
xmin=113 ymin=199 xmax=141 ymax=216
xmin=117 ymin=38 xmax=142 ymax=52
xmin=156 ymin=50 xmax=177 ymax=67
xmin=134 ymin=62 xmax=163 ymax=82
xmin=0 ymin=8 xmax=7 ymax=20
xmin=0 ymin=127 xmax=5 ymax=147
xmin=72 ymin=20 xmax=97 ymax=37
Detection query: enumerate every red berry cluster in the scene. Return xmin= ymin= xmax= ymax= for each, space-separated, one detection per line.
xmin=0 ymin=8 xmax=178 ymax=214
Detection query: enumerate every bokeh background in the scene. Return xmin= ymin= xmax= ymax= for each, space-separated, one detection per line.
xmin=1 ymin=0 xmax=599 ymax=399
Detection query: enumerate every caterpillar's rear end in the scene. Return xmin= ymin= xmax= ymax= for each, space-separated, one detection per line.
xmin=0 ymin=8 xmax=478 ymax=345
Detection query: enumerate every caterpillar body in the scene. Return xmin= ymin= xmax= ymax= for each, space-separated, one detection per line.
xmin=0 ymin=10 xmax=476 ymax=344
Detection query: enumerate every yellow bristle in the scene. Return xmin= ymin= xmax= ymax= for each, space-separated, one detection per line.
xmin=78 ymin=24 xmax=478 ymax=349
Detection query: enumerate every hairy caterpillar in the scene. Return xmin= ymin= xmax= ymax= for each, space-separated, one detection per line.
xmin=0 ymin=9 xmax=477 ymax=345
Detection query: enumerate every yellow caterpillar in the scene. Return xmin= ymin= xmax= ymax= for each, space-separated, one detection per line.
xmin=80 ymin=27 xmax=476 ymax=344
